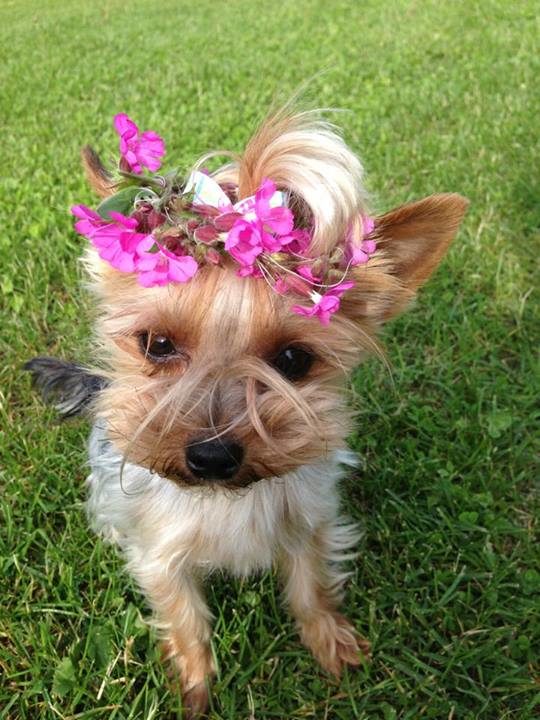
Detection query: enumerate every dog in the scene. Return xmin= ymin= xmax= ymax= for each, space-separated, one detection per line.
xmin=26 ymin=106 xmax=468 ymax=717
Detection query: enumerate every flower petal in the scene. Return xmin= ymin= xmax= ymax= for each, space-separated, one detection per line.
xmin=113 ymin=113 xmax=138 ymax=139
xmin=136 ymin=131 xmax=165 ymax=172
xmin=361 ymin=239 xmax=376 ymax=255
xmin=107 ymin=211 xmax=139 ymax=230
xmin=114 ymin=114 xmax=165 ymax=174
xmin=165 ymin=252 xmax=199 ymax=283
xmin=291 ymin=304 xmax=317 ymax=318
xmin=362 ymin=216 xmax=375 ymax=236
xmin=225 ymin=220 xmax=264 ymax=266
xmin=297 ymin=265 xmax=321 ymax=283
xmin=72 ymin=204 xmax=104 ymax=237
xmin=263 ymin=206 xmax=294 ymax=235
xmin=255 ymin=178 xmax=276 ymax=208
xmin=71 ymin=204 xmax=102 ymax=222
xmin=327 ymin=280 xmax=354 ymax=297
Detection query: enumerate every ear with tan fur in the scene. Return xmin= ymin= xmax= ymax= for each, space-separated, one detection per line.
xmin=344 ymin=193 xmax=469 ymax=323
xmin=376 ymin=193 xmax=469 ymax=290
xmin=81 ymin=145 xmax=115 ymax=198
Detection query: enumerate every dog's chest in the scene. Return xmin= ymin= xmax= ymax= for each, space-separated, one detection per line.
xmin=154 ymin=484 xmax=306 ymax=574
xmin=87 ymin=423 xmax=344 ymax=576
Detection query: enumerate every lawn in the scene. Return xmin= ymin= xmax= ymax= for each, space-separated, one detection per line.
xmin=0 ymin=0 xmax=538 ymax=718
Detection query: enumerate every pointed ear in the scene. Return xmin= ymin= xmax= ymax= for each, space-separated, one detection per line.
xmin=376 ymin=193 xmax=469 ymax=291
xmin=81 ymin=145 xmax=115 ymax=198
xmin=344 ymin=193 xmax=469 ymax=324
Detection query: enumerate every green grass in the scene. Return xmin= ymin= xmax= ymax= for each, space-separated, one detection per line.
xmin=1 ymin=0 xmax=538 ymax=718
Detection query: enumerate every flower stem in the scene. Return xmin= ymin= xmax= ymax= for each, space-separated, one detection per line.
xmin=118 ymin=170 xmax=166 ymax=189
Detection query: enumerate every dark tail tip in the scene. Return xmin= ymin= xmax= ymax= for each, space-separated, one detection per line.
xmin=24 ymin=357 xmax=108 ymax=419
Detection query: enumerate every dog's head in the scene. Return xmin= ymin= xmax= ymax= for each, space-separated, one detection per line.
xmin=82 ymin=110 xmax=468 ymax=488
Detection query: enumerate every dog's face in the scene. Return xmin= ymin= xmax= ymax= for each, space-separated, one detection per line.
xmin=82 ymin=111 xmax=468 ymax=488
xmin=91 ymin=259 xmax=369 ymax=487
xmin=88 ymin=193 xmax=467 ymax=489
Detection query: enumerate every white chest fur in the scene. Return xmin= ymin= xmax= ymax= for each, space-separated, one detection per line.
xmin=86 ymin=423 xmax=353 ymax=577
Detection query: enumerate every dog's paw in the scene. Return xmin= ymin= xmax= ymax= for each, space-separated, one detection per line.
xmin=300 ymin=611 xmax=371 ymax=678
xmin=161 ymin=639 xmax=214 ymax=718
xmin=181 ymin=680 xmax=210 ymax=719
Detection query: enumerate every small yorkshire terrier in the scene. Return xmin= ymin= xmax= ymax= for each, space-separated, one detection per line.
xmin=27 ymin=106 xmax=468 ymax=716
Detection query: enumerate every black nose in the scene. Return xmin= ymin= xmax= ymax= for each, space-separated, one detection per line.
xmin=185 ymin=437 xmax=244 ymax=480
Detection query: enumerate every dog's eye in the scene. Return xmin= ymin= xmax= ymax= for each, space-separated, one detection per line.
xmin=271 ymin=345 xmax=314 ymax=381
xmin=139 ymin=332 xmax=177 ymax=360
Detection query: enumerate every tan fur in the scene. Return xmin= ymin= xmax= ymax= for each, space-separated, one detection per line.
xmin=81 ymin=145 xmax=116 ymax=198
xmin=375 ymin=193 xmax=469 ymax=295
xmin=280 ymin=526 xmax=371 ymax=676
xmin=82 ymin=107 xmax=468 ymax=712
xmin=88 ymin=265 xmax=371 ymax=485
xmin=152 ymin=573 xmax=214 ymax=717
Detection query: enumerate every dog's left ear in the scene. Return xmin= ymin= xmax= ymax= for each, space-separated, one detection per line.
xmin=81 ymin=145 xmax=115 ymax=198
xmin=347 ymin=193 xmax=469 ymax=323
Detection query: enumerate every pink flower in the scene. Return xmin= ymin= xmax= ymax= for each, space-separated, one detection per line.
xmin=225 ymin=220 xmax=264 ymax=268
xmin=362 ymin=216 xmax=375 ymax=236
xmin=273 ymin=277 xmax=290 ymax=295
xmin=132 ymin=204 xmax=166 ymax=233
xmin=71 ymin=205 xmax=151 ymax=272
xmin=71 ymin=204 xmax=103 ymax=236
xmin=224 ymin=179 xmax=296 ymax=272
xmin=254 ymin=179 xmax=294 ymax=237
xmin=345 ymin=244 xmax=369 ymax=266
xmin=344 ymin=216 xmax=377 ymax=267
xmin=72 ymin=204 xmax=198 ymax=287
xmin=297 ymin=264 xmax=321 ymax=283
xmin=253 ymin=179 xmax=295 ymax=253
xmin=136 ymin=244 xmax=198 ymax=287
xmin=292 ymin=281 xmax=354 ymax=325
xmin=237 ymin=264 xmax=263 ymax=278
xmin=281 ymin=228 xmax=311 ymax=255
xmin=361 ymin=238 xmax=376 ymax=254
xmin=114 ymin=113 xmax=165 ymax=174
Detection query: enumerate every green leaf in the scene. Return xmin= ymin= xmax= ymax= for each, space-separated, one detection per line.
xmin=486 ymin=410 xmax=514 ymax=439
xmin=243 ymin=590 xmax=260 ymax=608
xmin=458 ymin=511 xmax=479 ymax=524
xmin=521 ymin=569 xmax=540 ymax=595
xmin=87 ymin=625 xmax=112 ymax=669
xmin=381 ymin=704 xmax=398 ymax=720
xmin=96 ymin=187 xmax=144 ymax=220
xmin=52 ymin=656 xmax=77 ymax=697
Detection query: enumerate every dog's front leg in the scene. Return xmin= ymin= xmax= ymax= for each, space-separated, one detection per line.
xmin=279 ymin=524 xmax=371 ymax=677
xmin=138 ymin=568 xmax=214 ymax=718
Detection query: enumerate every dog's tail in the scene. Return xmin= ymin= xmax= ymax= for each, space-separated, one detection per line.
xmin=24 ymin=357 xmax=108 ymax=419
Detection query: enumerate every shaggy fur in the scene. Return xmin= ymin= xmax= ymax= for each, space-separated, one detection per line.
xmin=29 ymin=107 xmax=468 ymax=718
xmin=24 ymin=357 xmax=107 ymax=418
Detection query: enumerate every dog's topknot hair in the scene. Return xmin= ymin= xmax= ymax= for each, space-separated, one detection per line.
xmin=207 ymin=107 xmax=369 ymax=257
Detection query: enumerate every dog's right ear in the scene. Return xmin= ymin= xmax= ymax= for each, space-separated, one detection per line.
xmin=343 ymin=193 xmax=469 ymax=325
xmin=81 ymin=145 xmax=115 ymax=198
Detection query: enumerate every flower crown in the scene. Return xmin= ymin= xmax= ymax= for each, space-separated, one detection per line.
xmin=72 ymin=114 xmax=376 ymax=325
